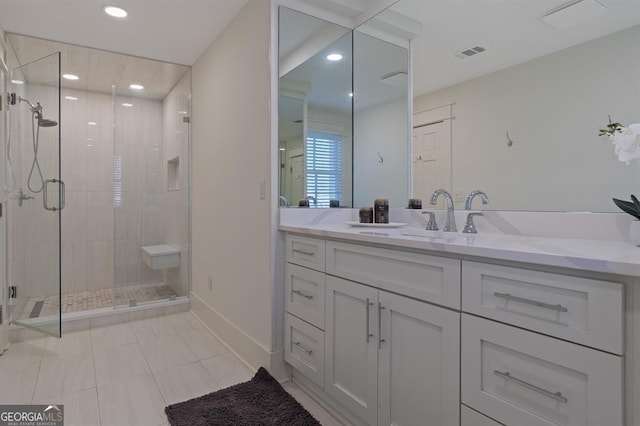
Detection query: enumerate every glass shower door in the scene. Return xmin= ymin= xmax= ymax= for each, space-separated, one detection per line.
xmin=8 ymin=52 xmax=62 ymax=337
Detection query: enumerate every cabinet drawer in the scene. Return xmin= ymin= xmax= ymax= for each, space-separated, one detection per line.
xmin=285 ymin=263 xmax=325 ymax=329
xmin=461 ymin=405 xmax=503 ymax=426
xmin=462 ymin=261 xmax=623 ymax=354
xmin=461 ymin=315 xmax=623 ymax=426
xmin=286 ymin=235 xmax=325 ymax=272
xmin=284 ymin=313 xmax=325 ymax=389
xmin=326 ymin=241 xmax=461 ymax=308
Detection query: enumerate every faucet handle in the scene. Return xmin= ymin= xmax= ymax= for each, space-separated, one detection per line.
xmin=462 ymin=212 xmax=484 ymax=234
xmin=421 ymin=211 xmax=439 ymax=231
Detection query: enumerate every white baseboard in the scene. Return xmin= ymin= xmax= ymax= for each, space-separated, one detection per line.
xmin=190 ymin=291 xmax=288 ymax=380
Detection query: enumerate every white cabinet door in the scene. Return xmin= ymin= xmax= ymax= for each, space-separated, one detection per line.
xmin=378 ymin=291 xmax=460 ymax=426
xmin=325 ymin=275 xmax=379 ymax=425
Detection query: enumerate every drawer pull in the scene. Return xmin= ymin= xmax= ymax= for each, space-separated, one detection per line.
xmin=494 ymin=370 xmax=568 ymax=404
xmin=366 ymin=298 xmax=374 ymax=343
xmin=292 ymin=248 xmax=315 ymax=256
xmin=292 ymin=289 xmax=314 ymax=300
xmin=292 ymin=341 xmax=313 ymax=356
xmin=494 ymin=292 xmax=568 ymax=313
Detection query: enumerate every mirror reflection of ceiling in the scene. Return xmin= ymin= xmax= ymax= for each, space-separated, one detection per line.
xmin=390 ymin=0 xmax=640 ymax=96
xmin=7 ymin=33 xmax=189 ymax=101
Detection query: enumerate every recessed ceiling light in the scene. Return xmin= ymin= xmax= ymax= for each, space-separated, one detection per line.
xmin=103 ymin=5 xmax=128 ymax=18
xmin=65 ymin=96 xmax=79 ymax=101
xmin=62 ymin=73 xmax=79 ymax=81
xmin=177 ymin=110 xmax=188 ymax=115
xmin=349 ymin=92 xmax=354 ymax=97
xmin=11 ymin=79 xmax=24 ymax=85
xmin=326 ymin=53 xmax=343 ymax=61
xmin=88 ymin=121 xmax=97 ymax=126
xmin=129 ymin=83 xmax=144 ymax=90
xmin=122 ymin=103 xmax=134 ymax=107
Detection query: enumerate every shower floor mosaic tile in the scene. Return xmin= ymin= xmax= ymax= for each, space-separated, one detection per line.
xmin=18 ymin=282 xmax=177 ymax=319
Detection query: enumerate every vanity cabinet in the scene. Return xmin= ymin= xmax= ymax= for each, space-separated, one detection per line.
xmin=284 ymin=234 xmax=461 ymax=426
xmin=325 ymin=275 xmax=460 ymax=426
xmin=283 ymin=232 xmax=626 ymax=426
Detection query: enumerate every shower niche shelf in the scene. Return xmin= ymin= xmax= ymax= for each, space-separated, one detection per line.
xmin=168 ymin=157 xmax=179 ymax=191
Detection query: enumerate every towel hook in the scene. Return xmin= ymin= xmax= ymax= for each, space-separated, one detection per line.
xmin=377 ymin=152 xmax=384 ymax=163
xmin=506 ymin=131 xmax=514 ymax=147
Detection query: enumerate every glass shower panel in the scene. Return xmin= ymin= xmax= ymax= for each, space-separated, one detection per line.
xmin=112 ymin=67 xmax=191 ymax=307
xmin=9 ymin=52 xmax=62 ymax=337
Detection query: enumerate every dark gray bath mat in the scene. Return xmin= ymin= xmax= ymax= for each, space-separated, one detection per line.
xmin=165 ymin=367 xmax=321 ymax=426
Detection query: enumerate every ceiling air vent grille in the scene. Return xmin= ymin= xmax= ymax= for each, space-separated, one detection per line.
xmin=454 ymin=46 xmax=486 ymax=59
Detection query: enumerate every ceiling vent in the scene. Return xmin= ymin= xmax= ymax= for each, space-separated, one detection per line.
xmin=454 ymin=46 xmax=487 ymax=59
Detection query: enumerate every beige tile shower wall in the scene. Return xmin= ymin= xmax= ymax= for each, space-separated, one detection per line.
xmin=61 ymin=90 xmax=114 ymax=294
xmin=161 ymin=71 xmax=191 ymax=297
xmin=59 ymin=89 xmax=165 ymax=295
xmin=114 ymin=96 xmax=164 ymax=288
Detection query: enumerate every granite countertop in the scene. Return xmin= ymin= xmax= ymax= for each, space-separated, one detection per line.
xmin=279 ymin=223 xmax=640 ymax=277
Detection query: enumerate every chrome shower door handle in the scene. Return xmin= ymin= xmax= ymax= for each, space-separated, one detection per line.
xmin=43 ymin=179 xmax=65 ymax=211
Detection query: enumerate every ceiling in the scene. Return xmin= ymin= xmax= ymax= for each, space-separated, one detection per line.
xmin=0 ymin=0 xmax=248 ymax=66
xmin=1 ymin=0 xmax=639 ymax=97
xmin=7 ymin=33 xmax=189 ymax=100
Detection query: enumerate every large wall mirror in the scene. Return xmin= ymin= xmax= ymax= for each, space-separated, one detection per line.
xmin=278 ymin=7 xmax=353 ymax=208
xmin=279 ymin=0 xmax=640 ymax=213
xmin=278 ymin=6 xmax=410 ymax=208
xmin=400 ymin=0 xmax=640 ymax=213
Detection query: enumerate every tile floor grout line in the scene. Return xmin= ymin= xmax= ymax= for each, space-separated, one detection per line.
xmin=90 ymin=326 xmax=104 ymax=426
xmin=29 ymin=341 xmax=46 ymax=404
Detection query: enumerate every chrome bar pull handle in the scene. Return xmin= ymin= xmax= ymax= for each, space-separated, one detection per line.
xmin=494 ymin=370 xmax=567 ymax=403
xmin=43 ymin=179 xmax=65 ymax=212
xmin=366 ymin=298 xmax=374 ymax=343
xmin=378 ymin=303 xmax=386 ymax=348
xmin=292 ymin=248 xmax=315 ymax=256
xmin=292 ymin=289 xmax=314 ymax=300
xmin=292 ymin=341 xmax=313 ymax=356
xmin=494 ymin=292 xmax=568 ymax=312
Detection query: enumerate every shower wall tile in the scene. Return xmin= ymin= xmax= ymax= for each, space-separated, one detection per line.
xmin=86 ymin=143 xmax=114 ymax=192
xmin=86 ymin=92 xmax=114 ymax=144
xmin=62 ymin=139 xmax=88 ymax=192
xmin=62 ymin=242 xmax=88 ymax=294
xmin=62 ymin=191 xmax=88 ymax=243
xmin=87 ymin=192 xmax=114 ymax=241
xmin=86 ymin=240 xmax=114 ymax=291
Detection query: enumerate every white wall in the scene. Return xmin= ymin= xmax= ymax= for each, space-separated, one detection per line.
xmin=191 ymin=0 xmax=276 ymax=370
xmin=353 ymin=98 xmax=408 ymax=207
xmin=414 ymin=25 xmax=640 ymax=212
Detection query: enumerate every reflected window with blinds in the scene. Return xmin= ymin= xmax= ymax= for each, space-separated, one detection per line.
xmin=306 ymin=131 xmax=343 ymax=208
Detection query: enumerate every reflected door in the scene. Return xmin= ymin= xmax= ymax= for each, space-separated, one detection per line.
xmin=8 ymin=52 xmax=63 ymax=337
xmin=412 ymin=121 xmax=451 ymax=208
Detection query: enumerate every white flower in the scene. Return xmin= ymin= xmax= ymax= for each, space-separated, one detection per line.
xmin=610 ymin=123 xmax=640 ymax=164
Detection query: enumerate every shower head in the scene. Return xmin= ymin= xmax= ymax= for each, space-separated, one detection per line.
xmin=19 ymin=97 xmax=57 ymax=127
xmin=38 ymin=118 xmax=58 ymax=127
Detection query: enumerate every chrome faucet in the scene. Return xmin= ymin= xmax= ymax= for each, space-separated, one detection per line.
xmin=279 ymin=195 xmax=291 ymax=207
xmin=465 ymin=190 xmax=489 ymax=210
xmin=304 ymin=196 xmax=317 ymax=207
xmin=430 ymin=189 xmax=456 ymax=232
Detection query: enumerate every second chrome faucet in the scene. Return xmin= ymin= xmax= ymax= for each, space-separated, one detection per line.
xmin=427 ymin=189 xmax=490 ymax=233
xmin=429 ymin=189 xmax=456 ymax=232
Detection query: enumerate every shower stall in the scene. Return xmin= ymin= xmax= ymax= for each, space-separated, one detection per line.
xmin=2 ymin=34 xmax=191 ymax=340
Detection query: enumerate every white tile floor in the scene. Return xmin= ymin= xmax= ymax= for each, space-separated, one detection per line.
xmin=0 ymin=311 xmax=342 ymax=426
